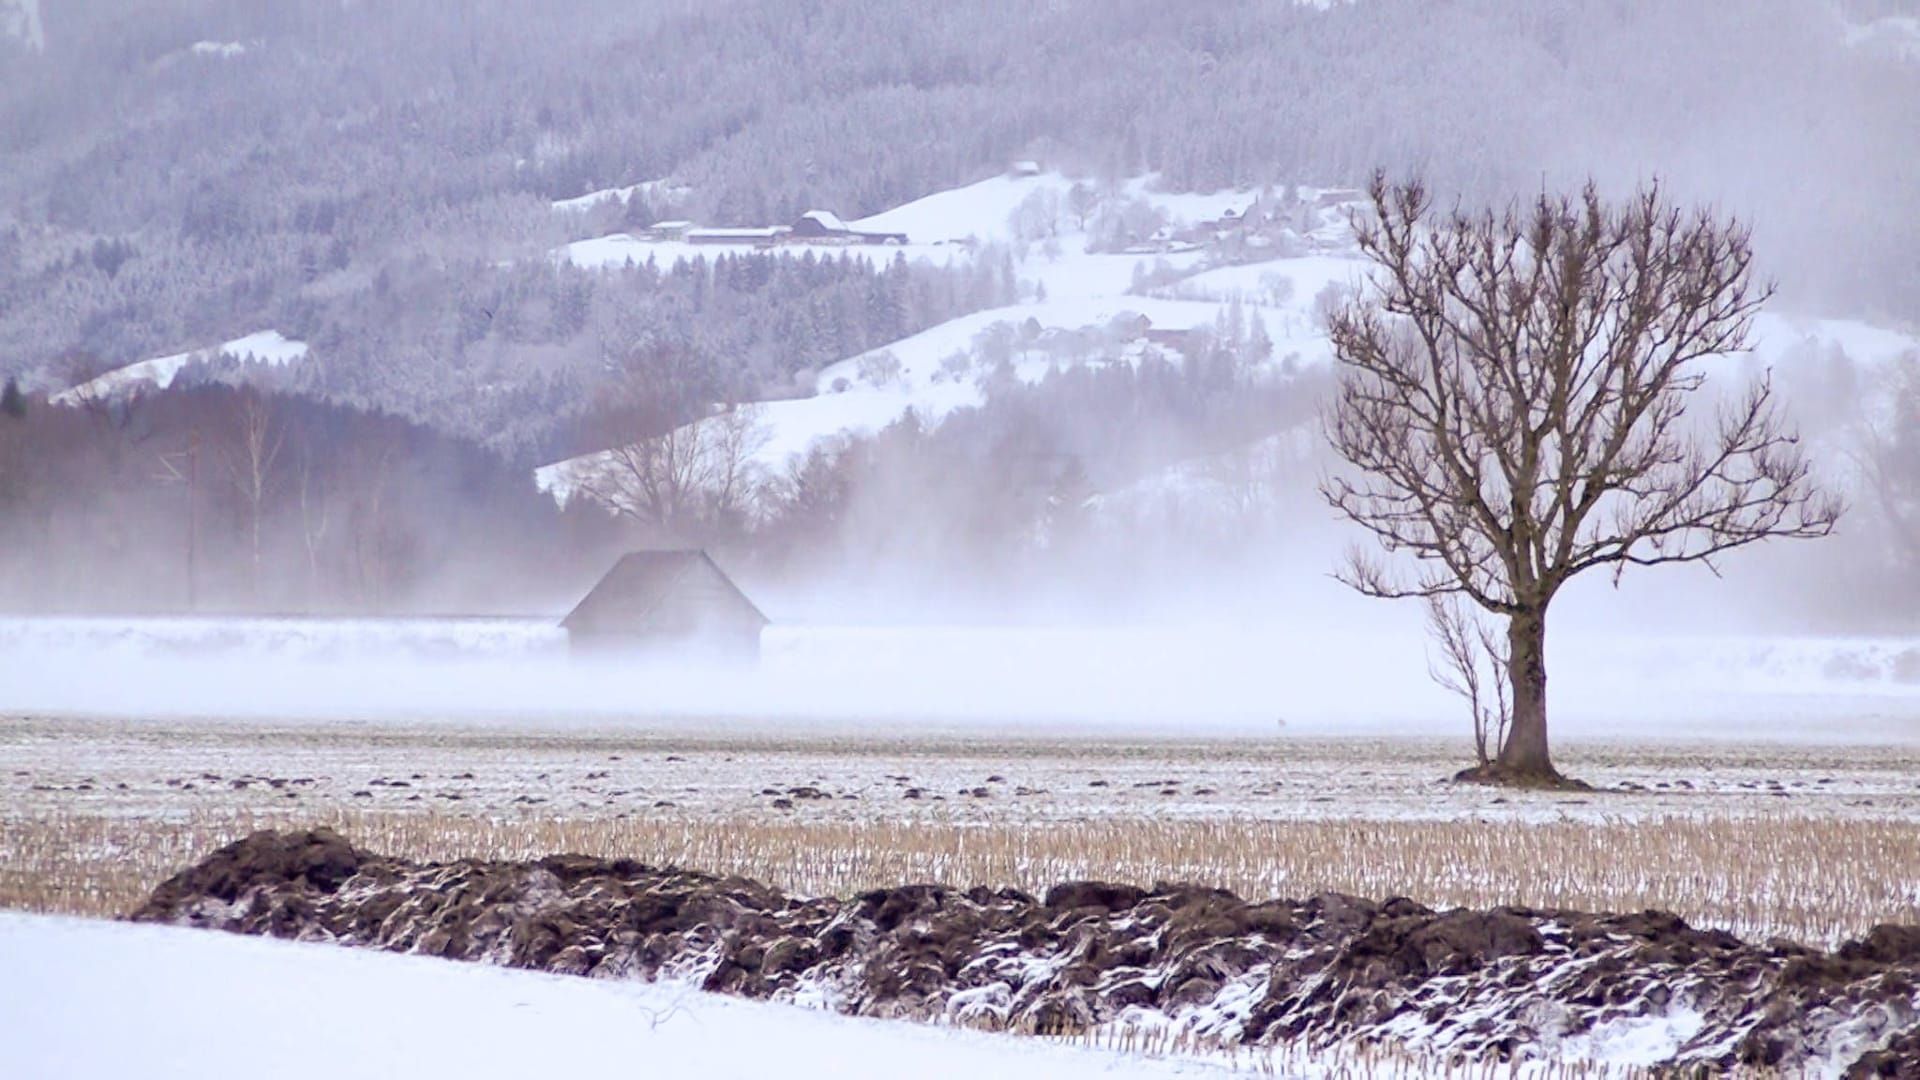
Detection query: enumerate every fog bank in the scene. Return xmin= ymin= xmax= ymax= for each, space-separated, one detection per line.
xmin=4 ymin=615 xmax=1917 ymax=745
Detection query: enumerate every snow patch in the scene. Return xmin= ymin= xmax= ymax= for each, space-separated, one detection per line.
xmin=1842 ymin=12 xmax=1920 ymax=61
xmin=1555 ymin=1007 xmax=1707 ymax=1067
xmin=51 ymin=330 xmax=308 ymax=405
xmin=0 ymin=912 xmax=1251 ymax=1080
xmin=2 ymin=0 xmax=43 ymax=50
xmin=551 ymin=177 xmax=692 ymax=213
xmin=189 ymin=40 xmax=246 ymax=58
xmin=849 ymin=170 xmax=1296 ymax=247
xmin=537 ymin=293 xmax=1265 ymax=492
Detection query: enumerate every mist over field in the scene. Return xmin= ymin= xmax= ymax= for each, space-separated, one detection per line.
xmin=0 ymin=0 xmax=1914 ymax=732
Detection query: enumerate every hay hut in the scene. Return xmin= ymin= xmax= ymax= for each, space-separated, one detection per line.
xmin=561 ymin=550 xmax=767 ymax=660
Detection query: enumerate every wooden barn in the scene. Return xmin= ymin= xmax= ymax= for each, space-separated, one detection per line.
xmin=561 ymin=550 xmax=768 ymax=661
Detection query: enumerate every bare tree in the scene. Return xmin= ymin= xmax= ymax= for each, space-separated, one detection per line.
xmin=343 ymin=431 xmax=408 ymax=611
xmin=1425 ymin=596 xmax=1510 ymax=768
xmin=223 ymin=390 xmax=284 ymax=598
xmin=1321 ymin=175 xmax=1841 ymax=784
xmin=576 ymin=404 xmax=769 ymax=537
xmin=291 ymin=416 xmax=334 ymax=607
xmin=152 ymin=429 xmax=202 ymax=610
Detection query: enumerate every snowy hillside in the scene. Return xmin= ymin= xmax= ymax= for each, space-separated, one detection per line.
xmin=549 ymin=176 xmax=692 ymax=213
xmin=536 ymin=291 xmax=1322 ymax=501
xmin=540 ymin=171 xmax=1366 ymax=494
xmin=556 ymin=230 xmax=962 ymax=272
xmin=539 ymin=167 xmax=1918 ymax=514
xmin=553 ymin=169 xmax=1357 ymax=286
xmin=50 ymin=330 xmax=308 ymax=405
xmin=1841 ymin=7 xmax=1920 ymax=59
xmin=847 ymin=171 xmax=1340 ymax=246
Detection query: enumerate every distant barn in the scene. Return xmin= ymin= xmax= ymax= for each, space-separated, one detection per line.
xmin=790 ymin=210 xmax=907 ymax=246
xmin=790 ymin=209 xmax=853 ymax=241
xmin=561 ymin=550 xmax=768 ymax=661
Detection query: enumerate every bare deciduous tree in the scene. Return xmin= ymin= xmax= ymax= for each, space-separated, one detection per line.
xmin=1425 ymin=595 xmax=1510 ymax=768
xmin=291 ymin=416 xmax=334 ymax=606
xmin=1322 ymin=175 xmax=1842 ymax=784
xmin=576 ymin=404 xmax=769 ymax=537
xmin=224 ymin=390 xmax=284 ymax=597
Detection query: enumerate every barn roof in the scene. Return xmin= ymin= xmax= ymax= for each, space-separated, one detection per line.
xmin=686 ymin=226 xmax=788 ymax=240
xmin=561 ymin=549 xmax=767 ymax=632
xmin=800 ymin=209 xmax=850 ymax=232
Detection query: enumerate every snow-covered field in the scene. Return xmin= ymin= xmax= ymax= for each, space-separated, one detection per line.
xmin=1 ymin=614 xmax=1918 ymax=831
xmin=49 ymin=330 xmax=308 ymax=405
xmin=6 ymin=613 xmax=1919 ymax=1076
xmin=0 ymin=912 xmax=1257 ymax=1080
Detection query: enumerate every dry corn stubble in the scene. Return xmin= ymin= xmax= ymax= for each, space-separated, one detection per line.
xmin=5 ymin=808 xmax=1919 ymax=947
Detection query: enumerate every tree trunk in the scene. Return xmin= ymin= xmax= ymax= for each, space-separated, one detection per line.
xmin=1496 ymin=605 xmax=1555 ymax=778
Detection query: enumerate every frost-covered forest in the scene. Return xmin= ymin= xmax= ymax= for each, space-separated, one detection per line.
xmin=4 ymin=0 xmax=1916 ymax=397
xmin=0 ymin=0 xmax=1915 ymax=619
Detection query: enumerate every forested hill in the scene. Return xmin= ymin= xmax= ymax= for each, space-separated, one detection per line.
xmin=0 ymin=0 xmax=1915 ymax=441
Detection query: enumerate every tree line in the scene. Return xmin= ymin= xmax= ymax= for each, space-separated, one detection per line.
xmin=0 ymin=380 xmax=625 ymax=614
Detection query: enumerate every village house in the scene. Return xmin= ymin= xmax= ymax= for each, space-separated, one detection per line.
xmin=561 ymin=549 xmax=768 ymax=661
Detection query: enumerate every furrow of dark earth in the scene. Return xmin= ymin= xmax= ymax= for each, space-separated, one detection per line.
xmin=130 ymin=830 xmax=1920 ymax=1076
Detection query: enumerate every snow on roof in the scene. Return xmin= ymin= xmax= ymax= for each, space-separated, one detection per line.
xmin=686 ymin=227 xmax=788 ymax=239
xmin=190 ymin=40 xmax=246 ymax=57
xmin=800 ymin=210 xmax=849 ymax=232
xmin=649 ymin=220 xmax=693 ymax=230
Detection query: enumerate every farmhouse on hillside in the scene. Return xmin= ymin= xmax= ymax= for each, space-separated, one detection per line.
xmin=790 ymin=210 xmax=854 ymax=241
xmin=561 ymin=549 xmax=768 ymax=660
xmin=789 ymin=209 xmax=908 ymax=246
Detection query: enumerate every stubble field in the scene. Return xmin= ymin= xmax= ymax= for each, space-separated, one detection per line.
xmin=5 ymin=714 xmax=1919 ymax=947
